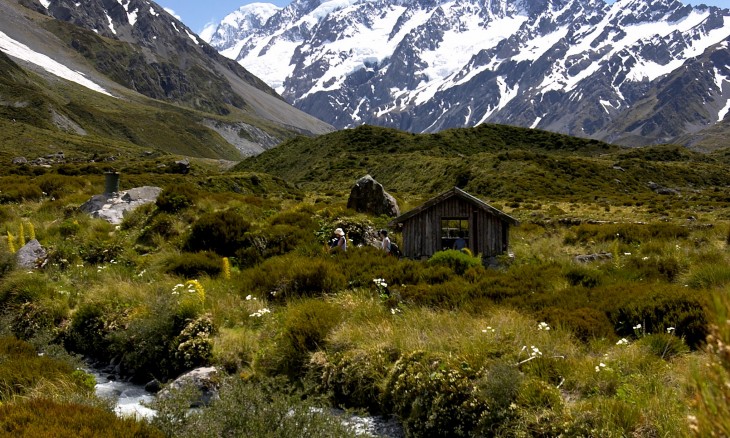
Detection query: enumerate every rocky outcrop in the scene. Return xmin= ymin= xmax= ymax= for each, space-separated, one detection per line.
xmin=80 ymin=186 xmax=162 ymax=225
xmin=16 ymin=239 xmax=47 ymax=269
xmin=347 ymin=175 xmax=400 ymax=217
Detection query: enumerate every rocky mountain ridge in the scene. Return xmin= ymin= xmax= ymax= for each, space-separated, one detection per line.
xmin=206 ymin=0 xmax=730 ymax=148
xmin=0 ymin=0 xmax=332 ymax=160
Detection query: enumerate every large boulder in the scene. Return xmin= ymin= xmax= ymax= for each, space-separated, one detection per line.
xmin=80 ymin=186 xmax=162 ymax=225
xmin=160 ymin=367 xmax=219 ymax=407
xmin=16 ymin=239 xmax=47 ymax=269
xmin=347 ymin=175 xmax=400 ymax=217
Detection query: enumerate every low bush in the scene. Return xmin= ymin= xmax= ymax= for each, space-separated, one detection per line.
xmin=156 ymin=183 xmax=198 ymax=213
xmin=244 ymin=255 xmax=347 ymax=300
xmin=137 ymin=213 xmax=181 ymax=247
xmin=185 ymin=210 xmax=251 ymax=256
xmin=536 ymin=307 xmax=615 ymax=342
xmin=0 ymin=249 xmax=15 ymax=279
xmin=428 ymin=249 xmax=482 ymax=275
xmin=36 ymin=174 xmax=83 ymax=200
xmin=383 ymin=351 xmax=487 ymax=437
xmin=0 ymin=398 xmax=163 ymax=437
xmin=0 ymin=182 xmax=43 ymax=203
xmin=163 ymin=252 xmax=222 ymax=278
xmin=565 ymin=265 xmax=604 ymax=288
xmin=151 ymin=376 xmax=357 ymax=438
xmin=313 ymin=348 xmax=397 ymax=412
xmin=257 ymin=299 xmax=342 ymax=377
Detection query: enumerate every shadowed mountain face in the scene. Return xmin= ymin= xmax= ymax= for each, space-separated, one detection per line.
xmin=0 ymin=0 xmax=332 ymax=160
xmin=206 ymin=0 xmax=730 ymax=149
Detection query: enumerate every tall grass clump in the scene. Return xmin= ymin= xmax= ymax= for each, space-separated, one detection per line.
xmin=156 ymin=183 xmax=198 ymax=213
xmin=0 ymin=398 xmax=163 ymax=438
xmin=689 ymin=288 xmax=730 ymax=436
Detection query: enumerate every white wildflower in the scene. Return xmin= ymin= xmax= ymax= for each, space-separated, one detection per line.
xmin=616 ymin=338 xmax=629 ymax=345
xmin=667 ymin=327 xmax=675 ymax=333
xmin=537 ymin=322 xmax=550 ymax=331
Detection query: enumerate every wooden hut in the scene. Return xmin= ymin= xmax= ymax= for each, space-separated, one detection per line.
xmin=389 ymin=187 xmax=519 ymax=259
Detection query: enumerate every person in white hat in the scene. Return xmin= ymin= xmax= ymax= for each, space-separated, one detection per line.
xmin=334 ymin=228 xmax=347 ymax=252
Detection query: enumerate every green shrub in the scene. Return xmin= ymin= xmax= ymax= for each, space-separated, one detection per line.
xmin=0 ymin=249 xmax=15 ymax=279
xmin=10 ymin=300 xmax=68 ymax=341
xmin=174 ymin=314 xmax=215 ymax=369
xmin=245 ymin=255 xmax=346 ymax=300
xmin=565 ymin=265 xmax=604 ymax=288
xmin=78 ymin=239 xmax=124 ymax=265
xmin=163 ymin=252 xmax=222 ymax=278
xmin=66 ymin=302 xmax=112 ymax=358
xmin=313 ymin=348 xmax=397 ymax=412
xmin=536 ymin=307 xmax=615 ymax=342
xmin=0 ymin=273 xmax=53 ymax=308
xmin=604 ymin=285 xmax=708 ymax=349
xmin=475 ymin=360 xmax=522 ymax=430
xmin=384 ymin=351 xmax=487 ymax=437
xmin=137 ymin=213 xmax=181 ymax=247
xmin=428 ymin=249 xmax=482 ymax=275
xmin=240 ymin=224 xmax=315 ymax=263
xmin=185 ymin=210 xmax=251 ymax=256
xmin=257 ymin=299 xmax=342 ymax=378
xmin=107 ymin=293 xmax=207 ymax=381
xmin=0 ymin=182 xmax=43 ymax=203
xmin=36 ymin=174 xmax=83 ymax=200
xmin=156 ymin=184 xmax=198 ymax=213
xmin=151 ymin=377 xmax=356 ymax=438
xmin=58 ymin=219 xmax=81 ymax=238
xmin=0 ymin=398 xmax=163 ymax=437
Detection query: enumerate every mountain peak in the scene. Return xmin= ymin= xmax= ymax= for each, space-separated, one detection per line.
xmin=206 ymin=0 xmax=730 ymax=147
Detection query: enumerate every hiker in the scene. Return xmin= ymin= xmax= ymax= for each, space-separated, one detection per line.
xmin=453 ymin=230 xmax=467 ymax=251
xmin=333 ymin=227 xmax=347 ymax=252
xmin=379 ymin=229 xmax=391 ymax=252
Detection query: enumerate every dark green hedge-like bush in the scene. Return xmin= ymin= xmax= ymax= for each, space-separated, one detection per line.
xmin=156 ymin=184 xmax=198 ymax=213
xmin=244 ymin=255 xmax=347 ymax=300
xmin=163 ymin=252 xmax=222 ymax=278
xmin=185 ymin=210 xmax=251 ymax=257
xmin=536 ymin=306 xmax=615 ymax=342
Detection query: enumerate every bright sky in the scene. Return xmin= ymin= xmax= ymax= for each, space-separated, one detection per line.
xmin=157 ymin=0 xmax=730 ymax=35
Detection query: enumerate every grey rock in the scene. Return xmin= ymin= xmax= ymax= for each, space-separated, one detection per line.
xmin=161 ymin=367 xmax=220 ymax=407
xmin=347 ymin=175 xmax=400 ymax=217
xmin=573 ymin=252 xmax=613 ymax=263
xmin=80 ymin=186 xmax=162 ymax=225
xmin=16 ymin=239 xmax=47 ymax=269
xmin=11 ymin=156 xmax=27 ymax=165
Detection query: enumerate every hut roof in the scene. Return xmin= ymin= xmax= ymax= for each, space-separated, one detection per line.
xmin=389 ymin=187 xmax=519 ymax=226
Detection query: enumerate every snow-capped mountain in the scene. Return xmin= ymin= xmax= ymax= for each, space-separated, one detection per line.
xmin=204 ymin=0 xmax=730 ymax=146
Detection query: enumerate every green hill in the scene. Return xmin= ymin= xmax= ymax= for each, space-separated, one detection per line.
xmin=234 ymin=124 xmax=730 ymax=202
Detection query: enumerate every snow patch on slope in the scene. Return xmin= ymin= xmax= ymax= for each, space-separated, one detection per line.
xmin=0 ymin=30 xmax=113 ymax=97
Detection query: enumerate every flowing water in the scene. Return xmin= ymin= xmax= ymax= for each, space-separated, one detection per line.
xmin=90 ymin=368 xmax=402 ymax=437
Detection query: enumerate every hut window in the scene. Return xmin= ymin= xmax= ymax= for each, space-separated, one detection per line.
xmin=441 ymin=218 xmax=469 ymax=250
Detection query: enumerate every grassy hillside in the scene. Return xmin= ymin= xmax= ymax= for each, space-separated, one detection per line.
xmin=235 ymin=124 xmax=730 ymax=204
xmin=0 ymin=50 xmax=278 ymax=161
